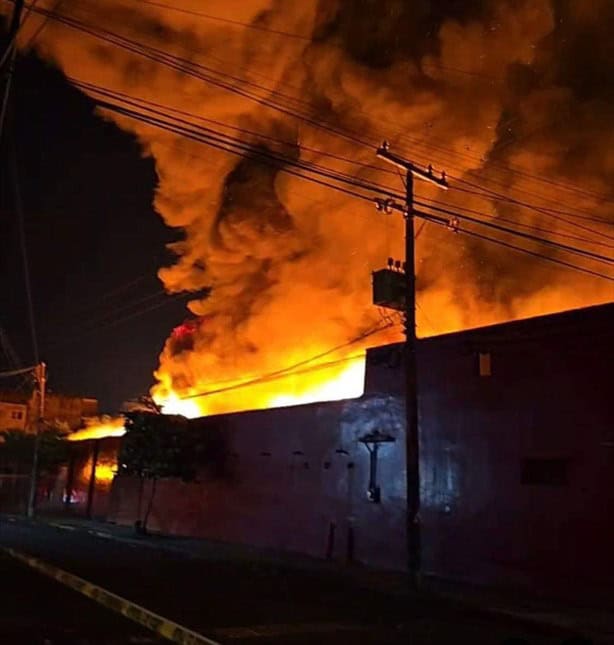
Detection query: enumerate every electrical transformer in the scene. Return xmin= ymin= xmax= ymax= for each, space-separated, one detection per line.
xmin=372 ymin=269 xmax=406 ymax=312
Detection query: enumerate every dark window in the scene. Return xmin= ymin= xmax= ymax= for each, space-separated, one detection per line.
xmin=521 ymin=458 xmax=569 ymax=486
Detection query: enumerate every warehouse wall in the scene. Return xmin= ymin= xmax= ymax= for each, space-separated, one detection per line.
xmin=104 ymin=304 xmax=613 ymax=598
xmin=109 ymin=396 xmax=408 ymax=570
xmin=417 ymin=304 xmax=614 ymax=600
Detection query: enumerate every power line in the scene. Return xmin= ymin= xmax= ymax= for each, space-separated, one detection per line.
xmin=416 ymin=200 xmax=614 ymax=267
xmin=44 ymin=292 xmax=190 ymax=349
xmin=70 ymin=84 xmax=614 ymax=283
xmin=414 ymin=209 xmax=614 ymax=283
xmin=34 ymin=5 xmax=331 ymax=125
xmin=74 ymin=77 xmax=614 ymax=261
xmin=9 ymin=10 xmax=610 ymax=284
xmin=89 ymin=90 xmax=614 ymax=272
xmin=26 ymin=0 xmax=614 ymax=221
xmin=175 ymin=353 xmax=364 ymax=401
xmin=452 ymin=179 xmax=614 ymax=230
xmin=129 ymin=0 xmax=312 ymax=41
xmin=43 ymin=287 xmax=171 ymax=334
xmin=9 ymin=138 xmax=40 ymax=364
xmin=70 ymin=77 xmax=397 ymax=178
xmin=176 ymin=322 xmax=396 ymax=402
xmin=71 ymin=275 xmax=148 ymax=313
xmin=93 ymin=102 xmax=614 ymax=288
xmin=20 ymin=0 xmax=64 ymax=50
xmin=10 ymin=0 xmax=606 ymax=224
xmin=126 ymin=0 xmax=506 ymax=88
xmin=0 ymin=365 xmax=36 ymax=378
xmin=417 ymin=195 xmax=614 ymax=250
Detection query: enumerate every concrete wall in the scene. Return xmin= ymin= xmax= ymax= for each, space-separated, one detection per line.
xmin=417 ymin=305 xmax=614 ymax=600
xmin=109 ymin=398 xmax=408 ymax=570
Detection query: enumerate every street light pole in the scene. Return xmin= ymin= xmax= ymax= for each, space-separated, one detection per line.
xmin=376 ymin=142 xmax=447 ymax=584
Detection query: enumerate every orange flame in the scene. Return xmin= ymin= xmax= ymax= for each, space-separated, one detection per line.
xmin=68 ymin=416 xmax=126 ymax=442
xmin=155 ymin=351 xmax=368 ymax=418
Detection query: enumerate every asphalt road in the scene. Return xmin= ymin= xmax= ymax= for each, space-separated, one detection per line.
xmin=0 ymin=519 xmax=595 ymax=644
xmin=0 ymin=550 xmax=159 ymax=644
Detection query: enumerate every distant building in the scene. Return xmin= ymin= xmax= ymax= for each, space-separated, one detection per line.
xmin=0 ymin=401 xmax=27 ymax=432
xmin=43 ymin=394 xmax=99 ymax=432
xmin=0 ymin=391 xmax=98 ymax=433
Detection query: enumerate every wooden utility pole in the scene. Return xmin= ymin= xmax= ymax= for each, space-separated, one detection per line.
xmin=0 ymin=0 xmax=25 ymax=141
xmin=26 ymin=361 xmax=46 ymax=518
xmin=376 ymin=142 xmax=447 ymax=584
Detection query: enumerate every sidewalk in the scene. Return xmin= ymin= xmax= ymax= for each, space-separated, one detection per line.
xmin=5 ymin=512 xmax=614 ymax=642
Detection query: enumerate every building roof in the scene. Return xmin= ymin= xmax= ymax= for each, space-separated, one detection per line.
xmin=369 ymin=301 xmax=614 ymax=357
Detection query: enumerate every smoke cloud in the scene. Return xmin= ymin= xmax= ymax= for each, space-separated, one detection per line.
xmin=7 ymin=0 xmax=613 ymax=413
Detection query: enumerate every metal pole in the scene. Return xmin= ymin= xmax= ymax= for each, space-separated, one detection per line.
xmin=404 ymin=173 xmax=421 ymax=583
xmin=26 ymin=361 xmax=45 ymax=518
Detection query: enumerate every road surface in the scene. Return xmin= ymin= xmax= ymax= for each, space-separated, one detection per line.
xmin=0 ymin=549 xmax=159 ymax=643
xmin=0 ymin=518 xmax=594 ymax=644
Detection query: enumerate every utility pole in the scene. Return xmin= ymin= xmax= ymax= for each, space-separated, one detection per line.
xmin=375 ymin=142 xmax=447 ymax=584
xmin=0 ymin=0 xmax=25 ymax=141
xmin=26 ymin=361 xmax=46 ymax=518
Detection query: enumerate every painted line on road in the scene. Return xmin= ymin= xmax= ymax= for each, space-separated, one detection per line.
xmin=2 ymin=546 xmax=221 ymax=645
xmin=89 ymin=530 xmax=114 ymax=539
xmin=50 ymin=522 xmax=77 ymax=531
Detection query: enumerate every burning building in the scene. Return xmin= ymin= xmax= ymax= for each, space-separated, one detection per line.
xmin=4 ymin=0 xmax=613 ymax=604
xmin=54 ymin=303 xmax=614 ymax=604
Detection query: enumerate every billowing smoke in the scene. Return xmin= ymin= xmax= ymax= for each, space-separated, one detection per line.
xmin=8 ymin=0 xmax=613 ymax=414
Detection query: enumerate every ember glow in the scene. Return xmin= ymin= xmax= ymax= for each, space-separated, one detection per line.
xmin=11 ymin=1 xmax=613 ymax=417
xmin=68 ymin=416 xmax=126 ymax=442
xmin=93 ymin=462 xmax=116 ymax=485
xmin=77 ymin=458 xmax=117 ymax=487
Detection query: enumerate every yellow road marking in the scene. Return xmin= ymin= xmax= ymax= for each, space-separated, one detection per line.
xmin=2 ymin=546 xmax=221 ymax=645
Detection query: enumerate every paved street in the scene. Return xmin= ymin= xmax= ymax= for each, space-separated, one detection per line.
xmin=0 ymin=550 xmax=158 ymax=644
xmin=0 ymin=518 xmax=598 ymax=644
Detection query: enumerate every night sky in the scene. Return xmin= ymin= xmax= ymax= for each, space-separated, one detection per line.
xmin=1 ymin=54 xmax=191 ymax=411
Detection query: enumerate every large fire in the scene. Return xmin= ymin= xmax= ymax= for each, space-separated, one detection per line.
xmin=157 ymin=349 xmax=368 ymax=418
xmin=7 ymin=1 xmax=613 ymax=419
xmin=67 ymin=416 xmax=126 ymax=442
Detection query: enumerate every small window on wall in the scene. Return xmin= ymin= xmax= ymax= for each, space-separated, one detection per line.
xmin=521 ymin=458 xmax=570 ymax=486
xmin=478 ymin=352 xmax=492 ymax=376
